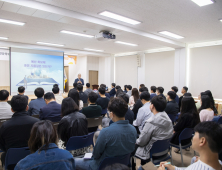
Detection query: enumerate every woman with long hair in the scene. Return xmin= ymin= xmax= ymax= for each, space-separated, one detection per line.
xmin=58 ymin=97 xmax=88 ymax=157
xmin=15 ymin=120 xmax=75 ymax=170
xmin=195 ymin=92 xmax=206 ymax=110
xmin=170 ymin=96 xmax=200 ymax=153
xmin=129 ymin=88 xmax=139 ymax=108
xmin=68 ymin=89 xmax=83 ymax=110
xmin=199 ymin=95 xmax=214 ymax=122
xmin=205 ymin=90 xmax=218 ymax=115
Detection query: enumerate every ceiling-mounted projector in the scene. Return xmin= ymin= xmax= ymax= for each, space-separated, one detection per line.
xmin=95 ymin=31 xmax=116 ymax=41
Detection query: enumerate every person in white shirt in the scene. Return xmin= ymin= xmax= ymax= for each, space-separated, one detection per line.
xmin=133 ymin=91 xmax=153 ymax=133
xmin=52 ymin=84 xmax=64 ymax=104
xmin=158 ymin=121 xmax=222 ymax=170
xmin=0 ymin=90 xmax=13 ymax=119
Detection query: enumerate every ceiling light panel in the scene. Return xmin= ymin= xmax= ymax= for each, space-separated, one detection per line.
xmin=37 ymin=42 xmax=64 ymax=47
xmin=159 ymin=31 xmax=184 ymax=39
xmin=0 ymin=19 xmax=25 ymax=26
xmin=115 ymin=41 xmax=138 ymax=46
xmin=0 ymin=37 xmax=8 ymax=40
xmin=191 ymin=0 xmax=214 ymax=7
xmin=84 ymin=48 xmax=104 ymax=52
xmin=61 ymin=30 xmax=94 ymax=38
xmin=99 ymin=11 xmax=141 ymax=25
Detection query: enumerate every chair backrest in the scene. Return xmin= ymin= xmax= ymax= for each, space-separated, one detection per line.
xmin=179 ymin=128 xmax=194 ymax=143
xmin=98 ymin=153 xmax=131 ymax=170
xmin=101 ymin=109 xmax=107 ymax=115
xmin=66 ymin=132 xmax=94 ymax=151
xmin=0 ymin=119 xmax=10 ymax=128
xmin=5 ymin=147 xmax=31 ymax=169
xmin=168 ymin=114 xmax=177 ymax=123
xmin=87 ymin=116 xmax=103 ymax=128
xmin=150 ymin=138 xmax=170 ymax=159
xmin=212 ymin=116 xmax=222 ymax=124
xmin=32 ymin=114 xmax=40 ymax=119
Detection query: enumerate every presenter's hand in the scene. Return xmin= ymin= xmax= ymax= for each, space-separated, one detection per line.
xmin=80 ymin=81 xmax=82 ymax=84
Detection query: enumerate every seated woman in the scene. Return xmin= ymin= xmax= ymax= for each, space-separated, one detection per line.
xmin=195 ymin=92 xmax=206 ymax=110
xmin=68 ymin=89 xmax=83 ymax=110
xmin=199 ymin=95 xmax=214 ymax=122
xmin=14 ymin=120 xmax=75 ymax=170
xmin=129 ymin=88 xmax=139 ymax=109
xmin=205 ymin=90 xmax=218 ymax=115
xmin=58 ymin=97 xmax=88 ymax=156
xmin=170 ymin=96 xmax=200 ymax=153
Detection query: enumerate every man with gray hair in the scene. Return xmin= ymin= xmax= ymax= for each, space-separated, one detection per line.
xmin=74 ymin=73 xmax=84 ymax=85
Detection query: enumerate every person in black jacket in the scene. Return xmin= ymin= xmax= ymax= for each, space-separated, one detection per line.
xmin=165 ymin=91 xmax=179 ymax=123
xmin=0 ymin=95 xmax=39 ymax=170
xmin=179 ymin=86 xmax=188 ymax=111
xmin=58 ymin=97 xmax=88 ymax=152
xmin=77 ymin=84 xmax=88 ymax=104
xmin=156 ymin=87 xmax=166 ymax=101
xmin=132 ymin=87 xmax=148 ymax=120
xmin=109 ymin=83 xmax=116 ymax=97
xmin=170 ymin=96 xmax=200 ymax=153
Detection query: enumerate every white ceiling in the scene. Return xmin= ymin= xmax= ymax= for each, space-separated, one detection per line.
xmin=0 ymin=0 xmax=221 ymax=56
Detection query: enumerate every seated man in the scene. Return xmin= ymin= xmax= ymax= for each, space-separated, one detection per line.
xmin=109 ymin=83 xmax=116 ymax=97
xmin=133 ymin=91 xmax=153 ymax=133
xmin=135 ymin=96 xmax=173 ymax=169
xmin=171 ymin=86 xmax=179 ymax=105
xmin=84 ymin=83 xmax=93 ymax=96
xmin=139 ymin=84 xmax=145 ymax=89
xmin=82 ymin=92 xmax=102 ymax=118
xmin=117 ymin=92 xmax=134 ymax=124
xmin=165 ymin=91 xmax=179 ymax=118
xmin=28 ymin=87 xmax=46 ymax=116
xmin=98 ymin=84 xmax=110 ymax=98
xmin=0 ymin=90 xmax=13 ymax=119
xmin=73 ymin=82 xmax=77 ymax=90
xmin=179 ymin=86 xmax=188 ymax=110
xmin=132 ymin=87 xmax=148 ymax=119
xmin=52 ymin=84 xmax=64 ymax=104
xmin=158 ymin=121 xmax=222 ymax=170
xmin=0 ymin=95 xmax=39 ymax=169
xmin=96 ymin=87 xmax=110 ymax=111
xmin=126 ymin=85 xmax=132 ymax=97
xmin=18 ymin=86 xmax=29 ymax=101
xmin=39 ymin=92 xmax=61 ymax=122
xmin=150 ymin=86 xmax=157 ymax=100
xmin=156 ymin=86 xmax=166 ymax=100
xmin=75 ymin=98 xmax=137 ymax=170
xmin=77 ymin=84 xmax=88 ymax=104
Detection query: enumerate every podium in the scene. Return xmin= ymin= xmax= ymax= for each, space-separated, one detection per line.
xmin=92 ymin=84 xmax=99 ymax=90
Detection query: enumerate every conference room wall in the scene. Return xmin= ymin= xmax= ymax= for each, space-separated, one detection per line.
xmin=189 ymin=45 xmax=222 ymax=99
xmin=0 ymin=60 xmax=10 ymax=86
xmin=145 ymin=51 xmax=175 ymax=94
xmin=115 ymin=55 xmax=138 ymax=89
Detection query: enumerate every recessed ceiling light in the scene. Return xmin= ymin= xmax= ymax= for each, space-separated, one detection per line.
xmin=115 ymin=41 xmax=138 ymax=46
xmin=0 ymin=37 xmax=8 ymax=40
xmin=0 ymin=47 xmax=9 ymax=49
xmin=37 ymin=42 xmax=64 ymax=47
xmin=64 ymin=53 xmax=78 ymax=56
xmin=191 ymin=0 xmax=214 ymax=7
xmin=159 ymin=31 xmax=184 ymax=39
xmin=0 ymin=19 xmax=25 ymax=26
xmin=84 ymin=48 xmax=104 ymax=52
xmin=99 ymin=11 xmax=141 ymax=25
xmin=61 ymin=30 xmax=94 ymax=38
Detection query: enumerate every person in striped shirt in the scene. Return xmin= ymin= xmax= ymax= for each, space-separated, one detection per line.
xmin=158 ymin=121 xmax=222 ymax=170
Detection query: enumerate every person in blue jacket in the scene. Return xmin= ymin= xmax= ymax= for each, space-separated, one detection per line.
xmin=74 ymin=73 xmax=84 ymax=85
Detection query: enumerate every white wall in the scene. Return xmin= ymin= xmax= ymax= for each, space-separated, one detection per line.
xmin=115 ymin=55 xmax=138 ymax=89
xmin=145 ymin=51 xmax=175 ymax=93
xmin=0 ymin=60 xmax=10 ymax=86
xmin=189 ymin=45 xmax=222 ymax=99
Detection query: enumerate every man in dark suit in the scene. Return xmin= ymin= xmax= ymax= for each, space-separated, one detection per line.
xmin=39 ymin=92 xmax=61 ymax=122
xmin=179 ymin=86 xmax=188 ymax=110
xmin=165 ymin=91 xmax=179 ymax=117
xmin=171 ymin=86 xmax=179 ymax=105
xmin=0 ymin=95 xmax=39 ymax=170
xmin=77 ymin=84 xmax=88 ymax=104
xmin=109 ymin=83 xmax=116 ymax=97
xmin=74 ymin=73 xmax=84 ymax=85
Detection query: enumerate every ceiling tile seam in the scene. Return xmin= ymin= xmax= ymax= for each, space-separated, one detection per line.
xmin=16 ymin=6 xmax=21 ymax=13
xmin=0 ymin=2 xmax=4 ymax=9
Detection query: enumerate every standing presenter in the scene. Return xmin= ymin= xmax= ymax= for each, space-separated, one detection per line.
xmin=74 ymin=73 xmax=84 ymax=85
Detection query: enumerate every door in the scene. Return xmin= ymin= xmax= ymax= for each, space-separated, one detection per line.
xmin=89 ymin=70 xmax=98 ymax=89
xmin=64 ymin=66 xmax=69 ymax=92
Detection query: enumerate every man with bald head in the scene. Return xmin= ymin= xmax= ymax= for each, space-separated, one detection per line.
xmin=74 ymin=73 xmax=84 ymax=85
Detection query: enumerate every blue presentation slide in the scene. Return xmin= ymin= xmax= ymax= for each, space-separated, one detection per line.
xmin=11 ymin=52 xmax=63 ymax=95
